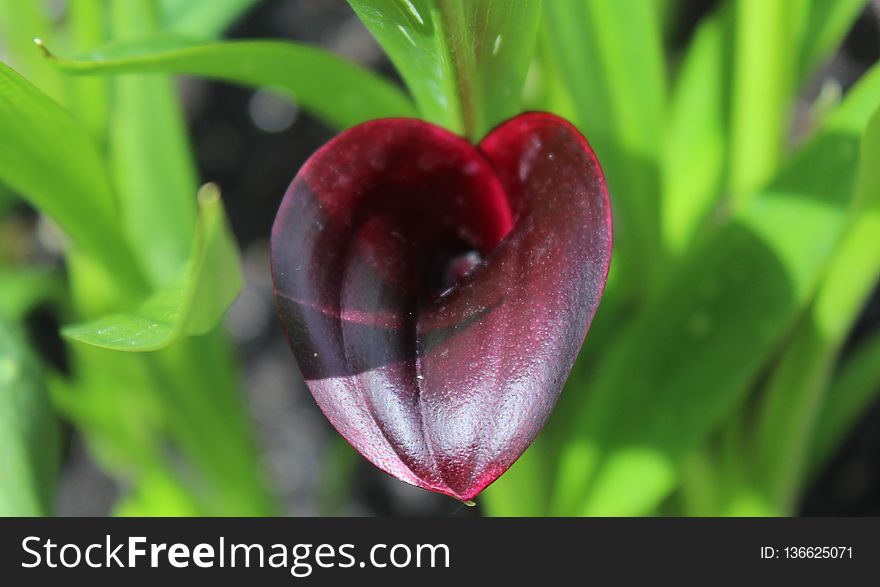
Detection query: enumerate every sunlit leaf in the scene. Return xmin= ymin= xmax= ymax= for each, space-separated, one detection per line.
xmin=42 ymin=35 xmax=416 ymax=130
xmin=107 ymin=0 xmax=200 ymax=287
xmin=0 ymin=62 xmax=146 ymax=294
xmin=755 ymin=103 xmax=880 ymax=509
xmin=728 ymin=0 xmax=808 ymax=202
xmin=541 ymin=0 xmax=667 ymax=296
xmin=662 ymin=4 xmax=731 ymax=255
xmin=68 ymin=0 xmax=110 ymax=139
xmin=553 ymin=65 xmax=880 ymax=516
xmin=63 ymin=185 xmax=242 ymax=352
xmin=348 ymin=0 xmax=541 ymax=139
xmin=0 ymin=0 xmax=68 ymax=103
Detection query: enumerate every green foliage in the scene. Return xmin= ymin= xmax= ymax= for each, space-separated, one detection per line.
xmin=108 ymin=0 xmax=200 ymax=288
xmin=541 ymin=0 xmax=667 ymax=301
xmin=348 ymin=0 xmax=541 ymax=139
xmin=160 ymin=0 xmax=261 ymax=38
xmin=0 ymin=267 xmax=65 ymax=322
xmin=0 ymin=62 xmax=146 ymax=294
xmin=0 ymin=0 xmax=877 ymax=517
xmin=810 ymin=330 xmax=880 ymax=477
xmin=43 ymin=36 xmax=416 ymax=130
xmin=63 ymin=186 xmax=243 ymax=351
xmin=0 ymin=316 xmax=59 ymax=515
xmin=755 ymin=102 xmax=880 ymax=511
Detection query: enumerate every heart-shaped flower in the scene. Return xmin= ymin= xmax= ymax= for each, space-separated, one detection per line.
xmin=271 ymin=112 xmax=612 ymax=501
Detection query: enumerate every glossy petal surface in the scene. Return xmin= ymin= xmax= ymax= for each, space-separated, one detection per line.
xmin=271 ymin=113 xmax=611 ymax=500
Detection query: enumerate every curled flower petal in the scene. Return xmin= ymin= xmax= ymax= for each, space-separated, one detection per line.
xmin=271 ymin=112 xmax=612 ymax=500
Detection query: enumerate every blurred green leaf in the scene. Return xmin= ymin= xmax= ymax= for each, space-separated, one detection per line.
xmin=541 ymin=0 xmax=667 ymax=296
xmin=0 ymin=266 xmax=65 ymax=322
xmin=756 ymin=103 xmax=880 ymax=509
xmin=0 ymin=62 xmax=146 ymax=294
xmin=552 ymin=64 xmax=880 ymax=516
xmin=161 ymin=0 xmax=261 ymax=37
xmin=108 ymin=0 xmax=200 ymax=288
xmin=0 ymin=316 xmax=59 ymax=515
xmin=662 ymin=3 xmax=731 ymax=255
xmin=0 ymin=0 xmax=68 ymax=104
xmin=0 ymin=183 xmax=16 ymax=215
xmin=798 ymin=0 xmax=868 ymax=86
xmin=348 ymin=0 xmax=541 ymax=139
xmin=317 ymin=437 xmax=360 ymax=515
xmin=810 ymin=330 xmax=880 ymax=478
xmin=114 ymin=470 xmax=204 ymax=516
xmin=63 ymin=186 xmax=242 ymax=351
xmin=69 ymin=0 xmax=110 ymax=139
xmin=482 ymin=435 xmax=553 ymax=516
xmin=43 ymin=35 xmax=416 ymax=130
xmin=49 ymin=347 xmax=165 ymax=476
xmin=150 ymin=332 xmax=275 ymax=515
xmin=728 ymin=0 xmax=808 ymax=202
xmin=52 ymin=339 xmax=272 ymax=515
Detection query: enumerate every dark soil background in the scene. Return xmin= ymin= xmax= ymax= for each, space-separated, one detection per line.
xmin=51 ymin=0 xmax=880 ymax=516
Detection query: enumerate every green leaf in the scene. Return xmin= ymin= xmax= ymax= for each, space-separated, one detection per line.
xmin=0 ymin=183 xmax=16 ymax=215
xmin=62 ymin=185 xmax=243 ymax=352
xmin=798 ymin=0 xmax=868 ymax=86
xmin=0 ymin=316 xmax=60 ymax=515
xmin=552 ymin=64 xmax=880 ymax=516
xmin=160 ymin=0 xmax=260 ymax=38
xmin=348 ymin=0 xmax=541 ymax=139
xmin=541 ymin=0 xmax=667 ymax=296
xmin=0 ymin=62 xmax=147 ymax=294
xmin=810 ymin=330 xmax=880 ymax=478
xmin=728 ymin=0 xmax=809 ymax=202
xmin=0 ymin=0 xmax=68 ymax=104
xmin=114 ymin=471 xmax=204 ymax=516
xmin=53 ymin=334 xmax=274 ymax=515
xmin=755 ymin=102 xmax=880 ymax=510
xmin=661 ymin=3 xmax=732 ymax=255
xmin=108 ymin=0 xmax=200 ymax=288
xmin=42 ymin=35 xmax=416 ymax=130
xmin=0 ymin=266 xmax=65 ymax=322
xmin=68 ymin=0 xmax=110 ymax=139
xmin=481 ymin=435 xmax=553 ymax=516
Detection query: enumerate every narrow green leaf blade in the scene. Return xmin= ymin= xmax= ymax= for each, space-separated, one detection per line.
xmin=160 ymin=0 xmax=260 ymax=38
xmin=662 ymin=4 xmax=732 ymax=255
xmin=0 ymin=62 xmax=146 ymax=293
xmin=810 ymin=330 xmax=880 ymax=477
xmin=728 ymin=0 xmax=808 ymax=202
xmin=757 ymin=103 xmax=880 ymax=503
xmin=69 ymin=0 xmax=111 ymax=139
xmin=348 ymin=0 xmax=541 ymax=139
xmin=62 ymin=186 xmax=243 ymax=352
xmin=0 ymin=0 xmax=68 ymax=103
xmin=798 ymin=0 xmax=868 ymax=86
xmin=0 ymin=316 xmax=59 ymax=515
xmin=541 ymin=0 xmax=667 ymax=295
xmin=43 ymin=36 xmax=416 ymax=130
xmin=109 ymin=0 xmax=200 ymax=287
xmin=553 ymin=65 xmax=880 ymax=516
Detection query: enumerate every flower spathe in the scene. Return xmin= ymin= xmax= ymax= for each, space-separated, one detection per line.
xmin=271 ymin=112 xmax=612 ymax=500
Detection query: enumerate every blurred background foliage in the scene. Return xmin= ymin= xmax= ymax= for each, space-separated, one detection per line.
xmin=0 ymin=0 xmax=878 ymax=516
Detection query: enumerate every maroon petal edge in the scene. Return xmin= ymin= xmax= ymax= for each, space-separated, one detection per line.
xmin=270 ymin=112 xmax=612 ymax=500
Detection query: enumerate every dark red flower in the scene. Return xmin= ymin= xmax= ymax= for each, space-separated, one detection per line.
xmin=271 ymin=112 xmax=612 ymax=501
